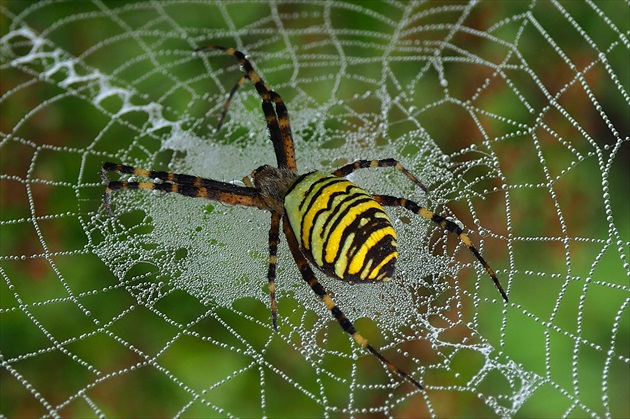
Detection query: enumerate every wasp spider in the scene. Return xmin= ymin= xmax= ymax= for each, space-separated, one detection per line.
xmin=102 ymin=46 xmax=509 ymax=390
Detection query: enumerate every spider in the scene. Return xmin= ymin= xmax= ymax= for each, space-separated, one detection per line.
xmin=101 ymin=46 xmax=508 ymax=390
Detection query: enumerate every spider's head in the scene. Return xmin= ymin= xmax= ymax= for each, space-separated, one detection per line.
xmin=251 ymin=165 xmax=298 ymax=213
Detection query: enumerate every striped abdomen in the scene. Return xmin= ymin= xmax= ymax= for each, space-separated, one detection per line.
xmin=284 ymin=172 xmax=397 ymax=283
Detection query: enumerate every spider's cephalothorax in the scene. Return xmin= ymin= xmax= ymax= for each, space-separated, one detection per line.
xmin=102 ymin=46 xmax=509 ymax=391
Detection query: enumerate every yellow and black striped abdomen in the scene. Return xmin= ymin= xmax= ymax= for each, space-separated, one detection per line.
xmin=284 ymin=171 xmax=397 ymax=283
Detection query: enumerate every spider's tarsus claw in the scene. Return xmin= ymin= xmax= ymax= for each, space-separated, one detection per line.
xmin=408 ymin=375 xmax=424 ymax=390
xmin=364 ymin=342 xmax=423 ymax=390
xmin=483 ymin=268 xmax=509 ymax=303
xmin=497 ymin=282 xmax=509 ymax=303
xmin=482 ymin=260 xmax=508 ymax=302
xmin=216 ymin=114 xmax=226 ymax=133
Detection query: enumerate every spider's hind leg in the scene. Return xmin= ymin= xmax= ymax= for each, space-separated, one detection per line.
xmin=281 ymin=215 xmax=423 ymax=390
xmin=373 ymin=194 xmax=508 ymax=302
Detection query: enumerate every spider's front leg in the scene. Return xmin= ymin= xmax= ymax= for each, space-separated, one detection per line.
xmin=373 ymin=194 xmax=508 ymax=302
xmin=195 ymin=45 xmax=297 ymax=172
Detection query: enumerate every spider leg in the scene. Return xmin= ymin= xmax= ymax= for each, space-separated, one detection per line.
xmin=217 ymin=74 xmax=248 ymax=132
xmin=101 ymin=162 xmax=268 ymax=216
xmin=282 ymin=216 xmax=423 ymax=390
xmin=268 ymin=211 xmax=282 ymax=330
xmin=195 ymin=46 xmax=297 ymax=173
xmin=373 ymin=194 xmax=508 ymax=302
xmin=333 ymin=158 xmax=428 ymax=193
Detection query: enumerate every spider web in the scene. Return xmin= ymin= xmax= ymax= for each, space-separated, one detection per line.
xmin=1 ymin=1 xmax=628 ymax=417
